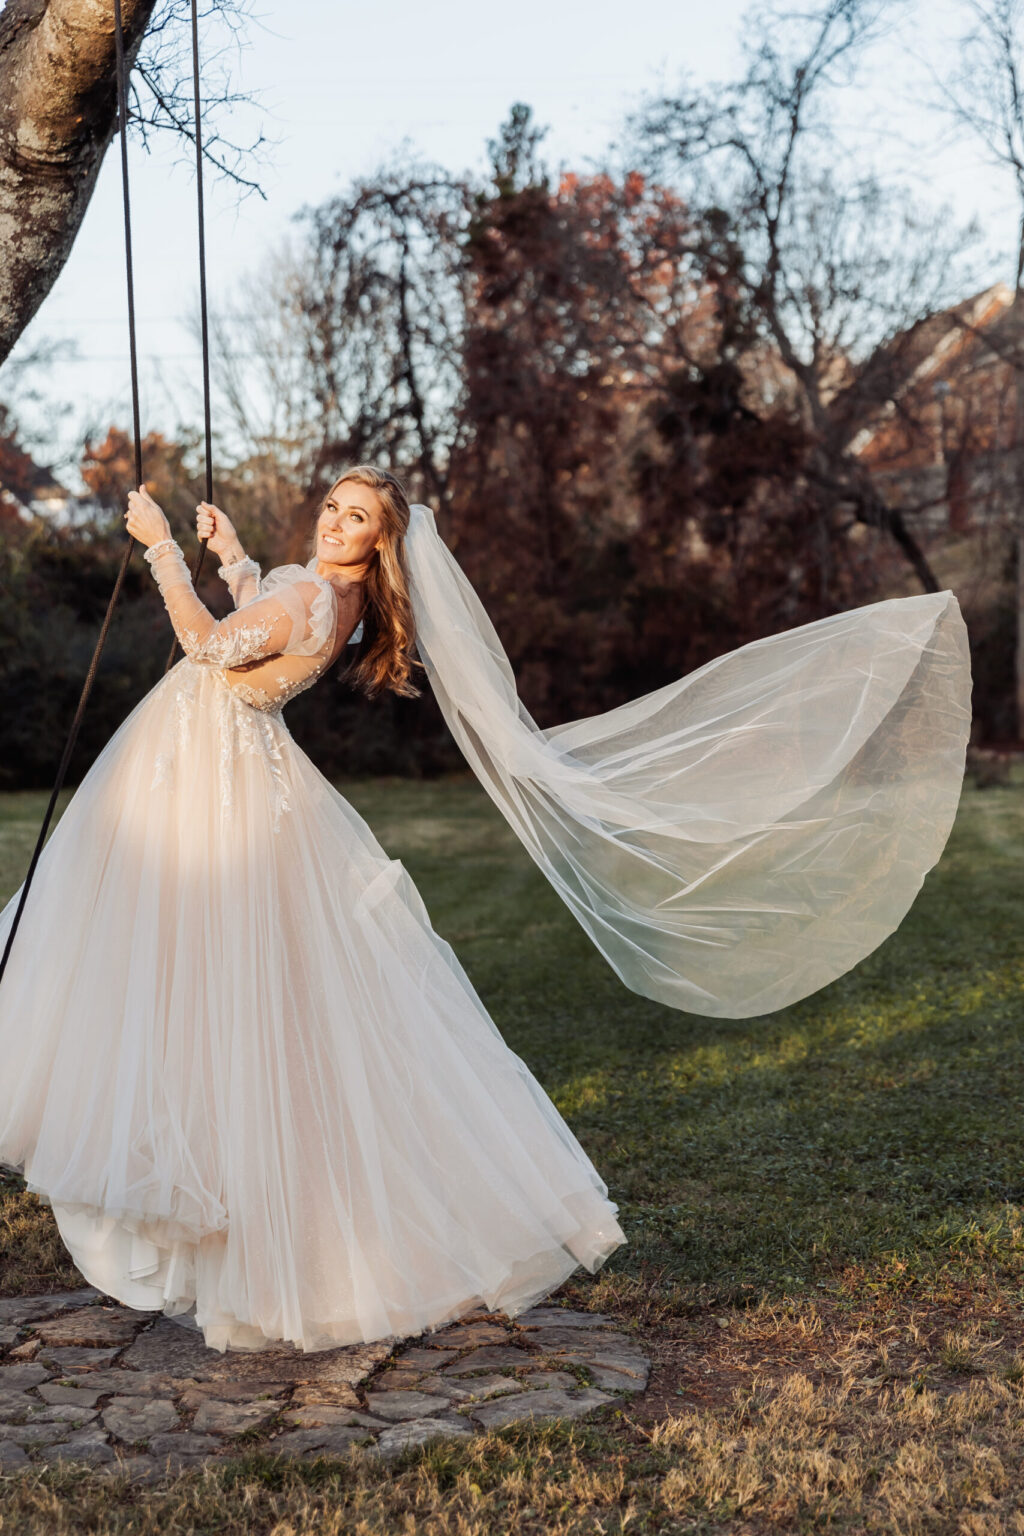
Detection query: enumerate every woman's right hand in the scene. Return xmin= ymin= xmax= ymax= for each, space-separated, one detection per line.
xmin=196 ymin=502 xmax=240 ymax=560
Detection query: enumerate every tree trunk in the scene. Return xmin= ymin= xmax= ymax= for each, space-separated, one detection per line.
xmin=1013 ymin=253 xmax=1024 ymax=742
xmin=1016 ymin=371 xmax=1024 ymax=741
xmin=0 ymin=0 xmax=158 ymax=366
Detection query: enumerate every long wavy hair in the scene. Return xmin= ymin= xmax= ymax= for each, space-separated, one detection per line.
xmin=313 ymin=465 xmax=420 ymax=699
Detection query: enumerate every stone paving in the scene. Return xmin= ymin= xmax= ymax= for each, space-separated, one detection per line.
xmin=0 ymin=1289 xmax=650 ymax=1481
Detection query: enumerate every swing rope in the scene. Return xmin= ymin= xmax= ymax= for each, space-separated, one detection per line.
xmin=165 ymin=0 xmax=214 ymax=672
xmin=0 ymin=0 xmax=214 ymax=987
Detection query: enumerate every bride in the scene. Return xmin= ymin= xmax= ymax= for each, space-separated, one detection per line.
xmin=0 ymin=463 xmax=972 ymax=1353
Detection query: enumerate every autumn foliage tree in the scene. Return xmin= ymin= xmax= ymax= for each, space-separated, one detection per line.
xmin=441 ymin=108 xmax=894 ymax=719
xmin=194 ymin=97 xmax=984 ymax=737
xmin=0 ymin=402 xmax=38 ymax=524
xmin=445 ymin=118 xmax=701 ymax=718
xmin=81 ymin=426 xmax=198 ymax=524
xmin=1 ymin=61 xmax=1004 ymax=788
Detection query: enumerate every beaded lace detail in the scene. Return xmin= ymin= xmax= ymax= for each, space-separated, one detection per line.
xmin=179 ymin=618 xmax=276 ymax=668
xmin=217 ymin=653 xmax=331 ymax=715
xmin=151 ymin=665 xmax=291 ymax=828
xmin=224 ymin=678 xmax=279 ymax=713
xmin=144 ymin=538 xmax=178 ymax=563
xmin=144 ymin=540 xmax=342 ymax=828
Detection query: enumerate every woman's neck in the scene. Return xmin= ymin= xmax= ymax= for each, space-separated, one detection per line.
xmin=314 ymin=557 xmax=371 ymax=588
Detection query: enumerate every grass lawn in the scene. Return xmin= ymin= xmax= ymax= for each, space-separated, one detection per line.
xmin=1 ymin=769 xmax=1024 ymax=1532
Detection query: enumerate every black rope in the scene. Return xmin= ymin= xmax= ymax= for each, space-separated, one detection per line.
xmin=164 ymin=0 xmax=213 ymax=672
xmin=114 ymin=0 xmax=144 ymax=496
xmin=0 ymin=0 xmax=143 ymax=990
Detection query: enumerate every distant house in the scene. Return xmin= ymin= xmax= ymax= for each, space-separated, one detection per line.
xmin=847 ymin=283 xmax=1019 ymax=536
xmin=22 ymin=462 xmax=71 ymax=520
xmin=0 ymin=451 xmax=102 ymax=525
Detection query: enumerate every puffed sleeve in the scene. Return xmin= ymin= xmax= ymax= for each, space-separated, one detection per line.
xmin=144 ymin=539 xmax=307 ymax=666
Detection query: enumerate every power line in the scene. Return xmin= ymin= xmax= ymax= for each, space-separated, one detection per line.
xmin=31 ymin=312 xmax=272 ymax=325
xmin=20 ymin=351 xmax=301 ymax=363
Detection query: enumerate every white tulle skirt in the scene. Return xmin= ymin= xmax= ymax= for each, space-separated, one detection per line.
xmin=0 ymin=660 xmax=625 ymax=1352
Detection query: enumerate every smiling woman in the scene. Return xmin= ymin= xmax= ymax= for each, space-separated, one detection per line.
xmin=0 ymin=462 xmax=627 ymax=1354
xmin=0 ymin=453 xmax=972 ymax=1357
xmin=311 ymin=465 xmax=421 ymax=702
xmin=316 ymin=480 xmax=383 ymax=572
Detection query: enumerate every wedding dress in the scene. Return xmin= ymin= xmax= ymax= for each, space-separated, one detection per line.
xmin=0 ymin=505 xmax=972 ymax=1353
xmin=0 ymin=535 xmax=626 ymax=1352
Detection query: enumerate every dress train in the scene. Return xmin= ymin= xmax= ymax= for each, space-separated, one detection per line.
xmin=0 ymin=658 xmax=625 ymax=1352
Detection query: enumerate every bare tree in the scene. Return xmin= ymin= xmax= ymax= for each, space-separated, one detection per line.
xmin=0 ymin=0 xmax=268 ymax=367
xmin=631 ymin=0 xmax=975 ymax=595
xmin=119 ymin=0 xmax=268 ymax=189
xmin=206 ymin=164 xmax=474 ymax=560
xmin=294 ymin=170 xmax=472 ymax=507
xmin=929 ymin=0 xmax=1024 ymax=732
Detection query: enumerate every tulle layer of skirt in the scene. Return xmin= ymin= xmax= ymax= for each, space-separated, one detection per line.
xmin=0 ymin=661 xmax=625 ymax=1351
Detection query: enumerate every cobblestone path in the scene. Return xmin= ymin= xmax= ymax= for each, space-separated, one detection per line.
xmin=0 ymin=1289 xmax=650 ymax=1480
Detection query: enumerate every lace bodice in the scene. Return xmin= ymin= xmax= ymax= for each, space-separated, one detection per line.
xmin=144 ymin=540 xmax=357 ymax=714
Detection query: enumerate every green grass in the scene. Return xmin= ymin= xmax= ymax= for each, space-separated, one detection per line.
xmin=3 ymin=771 xmax=1024 ymax=1310
xmin=316 ymin=770 xmax=1024 ymax=1316
xmin=3 ymin=769 xmax=1024 ymax=1530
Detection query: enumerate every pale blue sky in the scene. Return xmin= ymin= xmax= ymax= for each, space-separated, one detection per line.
xmin=2 ymin=0 xmax=1016 ymax=487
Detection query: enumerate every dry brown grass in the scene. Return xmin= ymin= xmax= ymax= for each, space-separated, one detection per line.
xmin=4 ymin=776 xmax=1024 ymax=1529
xmin=648 ymin=1364 xmax=1024 ymax=1534
xmin=0 ymin=1170 xmax=80 ymax=1296
xmin=4 ymin=1300 xmax=1024 ymax=1533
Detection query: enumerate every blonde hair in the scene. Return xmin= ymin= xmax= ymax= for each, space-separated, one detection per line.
xmin=315 ymin=465 xmax=420 ymax=699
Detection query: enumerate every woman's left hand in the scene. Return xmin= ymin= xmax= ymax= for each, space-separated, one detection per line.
xmin=125 ymin=485 xmax=173 ymax=548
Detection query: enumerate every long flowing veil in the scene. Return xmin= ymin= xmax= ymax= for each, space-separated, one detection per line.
xmin=404 ymin=504 xmax=973 ymax=1019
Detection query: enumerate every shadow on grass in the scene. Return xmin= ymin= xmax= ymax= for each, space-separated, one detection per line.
xmin=357 ymin=773 xmax=1024 ymax=1310
xmin=2 ymin=771 xmax=1023 ymax=1311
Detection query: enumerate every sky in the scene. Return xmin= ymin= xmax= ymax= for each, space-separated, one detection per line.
xmin=1 ymin=0 xmax=1018 ymax=491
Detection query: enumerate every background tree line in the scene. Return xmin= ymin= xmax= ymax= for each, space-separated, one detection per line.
xmin=2 ymin=0 xmax=1021 ymax=787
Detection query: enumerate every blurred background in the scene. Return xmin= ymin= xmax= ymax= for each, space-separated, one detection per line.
xmin=1 ymin=0 xmax=1021 ymax=786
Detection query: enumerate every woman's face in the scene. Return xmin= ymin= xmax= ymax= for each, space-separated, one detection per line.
xmin=316 ymin=481 xmax=384 ymax=569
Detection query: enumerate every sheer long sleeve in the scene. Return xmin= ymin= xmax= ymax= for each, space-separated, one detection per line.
xmin=144 ymin=539 xmax=301 ymax=667
xmin=218 ymin=553 xmax=261 ymax=609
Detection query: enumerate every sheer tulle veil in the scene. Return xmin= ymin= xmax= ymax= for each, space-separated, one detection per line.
xmin=403 ymin=503 xmax=973 ymax=1020
xmin=0 ymin=500 xmax=971 ymax=1351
